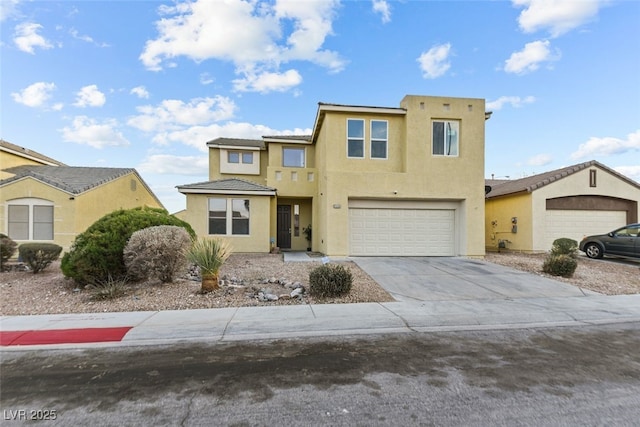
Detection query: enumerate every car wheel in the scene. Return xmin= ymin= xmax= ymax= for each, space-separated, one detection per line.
xmin=584 ymin=243 xmax=603 ymax=259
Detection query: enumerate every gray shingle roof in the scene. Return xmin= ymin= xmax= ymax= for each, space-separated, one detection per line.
xmin=485 ymin=160 xmax=640 ymax=199
xmin=1 ymin=165 xmax=136 ymax=194
xmin=206 ymin=137 xmax=265 ymax=149
xmin=177 ymin=178 xmax=276 ymax=194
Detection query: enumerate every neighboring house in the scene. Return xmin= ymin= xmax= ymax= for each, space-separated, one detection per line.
xmin=0 ymin=141 xmax=164 ymax=251
xmin=1 ymin=139 xmax=66 ymax=179
xmin=485 ymin=160 xmax=640 ymax=253
xmin=178 ymin=95 xmax=490 ymax=257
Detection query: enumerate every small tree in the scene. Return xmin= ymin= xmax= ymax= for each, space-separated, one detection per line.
xmin=18 ymin=243 xmax=63 ymax=273
xmin=185 ymin=237 xmax=232 ymax=293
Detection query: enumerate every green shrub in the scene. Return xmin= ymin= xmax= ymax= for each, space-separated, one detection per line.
xmin=88 ymin=275 xmax=129 ymax=300
xmin=1 ymin=233 xmax=18 ymax=268
xmin=18 ymin=243 xmax=62 ymax=273
xmin=61 ymin=207 xmax=195 ymax=286
xmin=124 ymin=225 xmax=192 ymax=283
xmin=542 ymin=254 xmax=578 ymax=278
xmin=550 ymin=238 xmax=578 ymax=258
xmin=309 ymin=264 xmax=353 ymax=298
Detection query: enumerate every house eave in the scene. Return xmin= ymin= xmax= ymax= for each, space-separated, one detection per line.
xmin=177 ymin=188 xmax=277 ymax=196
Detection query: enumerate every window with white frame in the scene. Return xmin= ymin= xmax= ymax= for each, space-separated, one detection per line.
xmin=370 ymin=120 xmax=388 ymax=159
xmin=208 ymin=198 xmax=250 ymax=235
xmin=282 ymin=147 xmax=305 ymax=167
xmin=432 ymin=120 xmax=459 ymax=156
xmin=347 ymin=119 xmax=365 ymax=158
xmin=228 ymin=151 xmax=253 ymax=164
xmin=7 ymin=199 xmax=54 ymax=240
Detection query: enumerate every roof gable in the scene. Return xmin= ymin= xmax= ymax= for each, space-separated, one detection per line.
xmin=0 ymin=140 xmax=66 ymax=166
xmin=485 ymin=160 xmax=640 ymax=199
xmin=1 ymin=165 xmax=136 ymax=195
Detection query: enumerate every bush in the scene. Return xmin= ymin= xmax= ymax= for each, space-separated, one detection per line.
xmin=61 ymin=207 xmax=195 ymax=286
xmin=1 ymin=233 xmax=18 ymax=268
xmin=309 ymin=264 xmax=353 ymax=298
xmin=124 ymin=225 xmax=192 ymax=283
xmin=543 ymin=254 xmax=578 ymax=278
xmin=18 ymin=243 xmax=63 ymax=273
xmin=550 ymin=238 xmax=578 ymax=258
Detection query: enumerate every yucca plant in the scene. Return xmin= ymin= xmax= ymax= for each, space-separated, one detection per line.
xmin=185 ymin=237 xmax=232 ymax=292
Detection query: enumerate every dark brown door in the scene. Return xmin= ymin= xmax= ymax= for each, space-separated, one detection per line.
xmin=277 ymin=205 xmax=291 ymax=249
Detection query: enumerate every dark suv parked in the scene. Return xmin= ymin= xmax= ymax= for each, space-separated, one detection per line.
xmin=579 ymin=223 xmax=640 ymax=259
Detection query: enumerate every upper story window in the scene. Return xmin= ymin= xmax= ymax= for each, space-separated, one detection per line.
xmin=228 ymin=151 xmax=253 ymax=164
xmin=208 ymin=198 xmax=250 ymax=235
xmin=370 ymin=120 xmax=388 ymax=159
xmin=283 ymin=147 xmax=305 ymax=167
xmin=347 ymin=119 xmax=365 ymax=158
xmin=432 ymin=120 xmax=459 ymax=156
xmin=7 ymin=198 xmax=54 ymax=241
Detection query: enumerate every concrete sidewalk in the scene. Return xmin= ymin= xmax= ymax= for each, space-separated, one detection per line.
xmin=2 ymin=294 xmax=640 ymax=350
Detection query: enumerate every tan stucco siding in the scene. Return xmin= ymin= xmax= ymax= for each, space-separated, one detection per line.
xmin=209 ymin=149 xmax=269 ymax=181
xmin=0 ymin=152 xmax=45 ymax=179
xmin=0 ymin=173 xmax=162 ymax=252
xmin=181 ymin=194 xmax=272 ymax=253
xmin=485 ymin=193 xmax=533 ymax=252
xmin=315 ymin=95 xmax=486 ymax=257
xmin=532 ymin=166 xmax=640 ymax=251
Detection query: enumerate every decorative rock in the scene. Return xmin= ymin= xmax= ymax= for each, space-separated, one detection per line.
xmin=290 ymin=288 xmax=304 ymax=298
xmin=279 ymin=294 xmax=291 ymax=300
xmin=264 ymin=293 xmax=279 ymax=301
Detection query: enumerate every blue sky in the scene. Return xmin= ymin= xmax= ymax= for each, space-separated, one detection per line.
xmin=1 ymin=0 xmax=639 ymax=213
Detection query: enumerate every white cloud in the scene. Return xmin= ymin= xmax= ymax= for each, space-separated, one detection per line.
xmin=128 ymin=96 xmax=237 ymax=133
xmin=372 ymin=0 xmax=391 ymax=23
xmin=486 ymin=96 xmax=536 ymax=110
xmin=527 ymin=153 xmax=553 ymax=166
xmin=0 ymin=0 xmax=21 ymax=22
xmin=152 ymin=121 xmax=312 ymax=152
xmin=200 ymin=73 xmax=215 ymax=85
xmin=69 ymin=28 xmax=109 ymax=47
xmin=73 ymin=85 xmax=106 ymax=107
xmin=614 ymin=166 xmax=640 ymax=184
xmin=11 ymin=82 xmax=56 ymax=107
xmin=130 ymin=86 xmax=150 ymax=99
xmin=60 ymin=116 xmax=130 ymax=149
xmin=138 ymin=154 xmax=209 ymax=175
xmin=14 ymin=22 xmax=53 ymax=54
xmin=139 ymin=0 xmax=344 ymax=93
xmin=233 ymin=69 xmax=302 ymax=93
xmin=417 ymin=43 xmax=452 ymax=79
xmin=513 ymin=0 xmax=602 ymax=37
xmin=570 ymin=130 xmax=640 ymax=160
xmin=504 ymin=40 xmax=559 ymax=74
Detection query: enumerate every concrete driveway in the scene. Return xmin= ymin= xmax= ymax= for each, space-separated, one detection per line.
xmin=353 ymin=257 xmax=595 ymax=301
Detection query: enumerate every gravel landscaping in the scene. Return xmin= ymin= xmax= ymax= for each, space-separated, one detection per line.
xmin=1 ymin=252 xmax=638 ymax=316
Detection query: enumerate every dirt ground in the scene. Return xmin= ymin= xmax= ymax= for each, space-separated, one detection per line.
xmin=1 ymin=252 xmax=638 ymax=316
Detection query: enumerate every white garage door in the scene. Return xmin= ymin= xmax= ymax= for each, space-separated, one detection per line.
xmin=544 ymin=210 xmax=627 ymax=249
xmin=349 ymin=208 xmax=455 ymax=256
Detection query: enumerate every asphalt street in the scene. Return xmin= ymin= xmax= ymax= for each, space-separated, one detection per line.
xmin=2 ymin=322 xmax=640 ymax=426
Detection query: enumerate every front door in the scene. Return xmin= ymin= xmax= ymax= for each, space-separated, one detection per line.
xmin=277 ymin=205 xmax=291 ymax=249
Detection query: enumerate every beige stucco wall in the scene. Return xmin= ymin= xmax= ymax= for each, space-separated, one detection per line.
xmin=315 ymin=95 xmax=486 ymax=257
xmin=485 ymin=192 xmax=533 ymax=252
xmin=181 ymin=194 xmax=272 ymax=253
xmin=0 ymin=173 xmax=163 ymax=252
xmin=0 ymin=151 xmax=47 ymax=179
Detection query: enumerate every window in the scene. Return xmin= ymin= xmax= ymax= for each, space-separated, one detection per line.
xmin=371 ymin=120 xmax=388 ymax=159
xmin=7 ymin=200 xmax=54 ymax=240
xmin=432 ymin=120 xmax=459 ymax=156
xmin=347 ymin=119 xmax=365 ymax=158
xmin=208 ymin=198 xmax=250 ymax=235
xmin=228 ymin=152 xmax=239 ymax=163
xmin=242 ymin=152 xmax=253 ymax=164
xmin=283 ymin=147 xmax=305 ymax=167
xmin=590 ymin=169 xmax=597 ymax=187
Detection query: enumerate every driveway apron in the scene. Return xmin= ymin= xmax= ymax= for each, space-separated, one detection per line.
xmin=352 ymin=257 xmax=593 ymax=302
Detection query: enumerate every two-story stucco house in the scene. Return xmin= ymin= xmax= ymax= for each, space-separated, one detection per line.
xmin=177 ymin=95 xmax=490 ymax=257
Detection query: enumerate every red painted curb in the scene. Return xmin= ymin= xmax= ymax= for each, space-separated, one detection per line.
xmin=0 ymin=327 xmax=133 ymax=346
